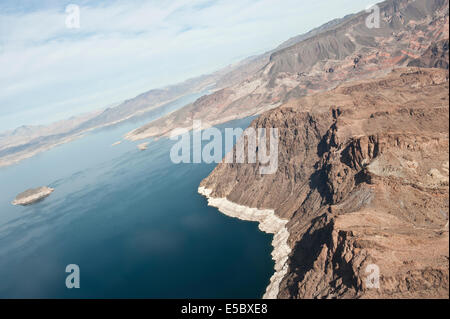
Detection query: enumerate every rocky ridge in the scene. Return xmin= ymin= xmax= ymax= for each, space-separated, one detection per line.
xmin=199 ymin=67 xmax=449 ymax=298
xmin=127 ymin=0 xmax=449 ymax=141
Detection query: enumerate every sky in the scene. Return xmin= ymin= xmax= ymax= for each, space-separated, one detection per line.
xmin=0 ymin=0 xmax=377 ymax=131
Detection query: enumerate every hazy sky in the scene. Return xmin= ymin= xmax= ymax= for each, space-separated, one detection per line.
xmin=0 ymin=0 xmax=376 ymax=131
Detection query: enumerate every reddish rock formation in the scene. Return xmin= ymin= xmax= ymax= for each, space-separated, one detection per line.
xmin=200 ymin=67 xmax=449 ymax=298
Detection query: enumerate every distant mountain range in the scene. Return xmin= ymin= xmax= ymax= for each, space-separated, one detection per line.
xmin=1 ymin=0 xmax=448 ymax=168
xmin=126 ymin=0 xmax=449 ymax=141
xmin=0 ymin=6 xmax=358 ymax=168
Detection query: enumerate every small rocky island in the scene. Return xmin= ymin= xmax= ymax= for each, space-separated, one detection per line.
xmin=137 ymin=142 xmax=149 ymax=151
xmin=12 ymin=186 xmax=54 ymax=206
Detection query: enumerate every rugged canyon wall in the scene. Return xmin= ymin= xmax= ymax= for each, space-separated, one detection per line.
xmin=200 ymin=67 xmax=449 ymax=298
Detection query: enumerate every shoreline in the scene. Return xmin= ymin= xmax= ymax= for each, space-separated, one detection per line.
xmin=125 ymin=102 xmax=281 ymax=141
xmin=198 ymin=186 xmax=291 ymax=299
xmin=0 ymin=89 xmax=212 ymax=169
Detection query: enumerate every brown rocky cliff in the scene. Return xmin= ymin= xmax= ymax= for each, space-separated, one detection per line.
xmin=200 ymin=67 xmax=449 ymax=298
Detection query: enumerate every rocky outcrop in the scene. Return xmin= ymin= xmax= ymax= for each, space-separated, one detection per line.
xmin=200 ymin=67 xmax=449 ymax=298
xmin=12 ymin=186 xmax=54 ymax=206
xmin=408 ymin=39 xmax=449 ymax=69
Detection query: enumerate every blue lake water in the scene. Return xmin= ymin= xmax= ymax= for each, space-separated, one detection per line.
xmin=0 ymin=93 xmax=273 ymax=298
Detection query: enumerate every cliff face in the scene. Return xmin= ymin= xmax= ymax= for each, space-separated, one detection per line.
xmin=200 ymin=67 xmax=449 ymax=298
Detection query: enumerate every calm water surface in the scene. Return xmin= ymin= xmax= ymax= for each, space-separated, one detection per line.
xmin=0 ymin=93 xmax=273 ymax=298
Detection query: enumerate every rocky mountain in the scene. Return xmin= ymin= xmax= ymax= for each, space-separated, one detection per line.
xmin=408 ymin=38 xmax=449 ymax=68
xmin=274 ymin=14 xmax=357 ymax=51
xmin=126 ymin=0 xmax=449 ymax=141
xmin=200 ymin=67 xmax=449 ymax=298
xmin=214 ymin=12 xmax=359 ymax=89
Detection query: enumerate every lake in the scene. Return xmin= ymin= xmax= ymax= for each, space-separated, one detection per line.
xmin=0 ymin=92 xmax=274 ymax=298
